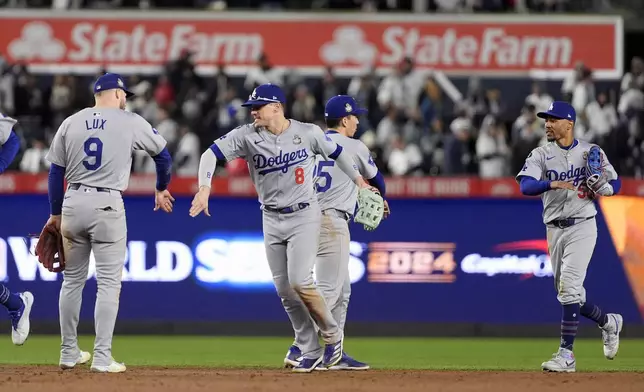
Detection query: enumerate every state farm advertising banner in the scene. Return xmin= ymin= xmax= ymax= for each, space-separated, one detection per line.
xmin=0 ymin=10 xmax=623 ymax=78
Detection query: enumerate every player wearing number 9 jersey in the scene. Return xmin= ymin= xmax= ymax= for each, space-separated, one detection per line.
xmin=190 ymin=84 xmax=375 ymax=373
xmin=516 ymin=101 xmax=623 ymax=373
xmin=45 ymin=73 xmax=175 ymax=373
xmin=283 ymin=95 xmax=388 ymax=371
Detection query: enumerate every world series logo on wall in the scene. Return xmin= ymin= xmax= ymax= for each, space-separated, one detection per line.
xmin=367 ymin=242 xmax=457 ymax=283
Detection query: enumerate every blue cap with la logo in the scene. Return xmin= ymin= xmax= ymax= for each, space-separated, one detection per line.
xmin=242 ymin=83 xmax=286 ymax=107
xmin=537 ymin=101 xmax=576 ymax=123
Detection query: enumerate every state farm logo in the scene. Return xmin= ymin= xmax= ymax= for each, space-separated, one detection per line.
xmin=8 ymin=21 xmax=66 ymax=61
xmin=319 ymin=24 xmax=574 ymax=68
xmin=5 ymin=21 xmax=263 ymax=65
xmin=320 ymin=26 xmax=378 ymax=65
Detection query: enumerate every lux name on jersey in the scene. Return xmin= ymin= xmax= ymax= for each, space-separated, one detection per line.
xmin=545 ymin=165 xmax=588 ymax=186
xmin=253 ymin=148 xmax=308 ymax=175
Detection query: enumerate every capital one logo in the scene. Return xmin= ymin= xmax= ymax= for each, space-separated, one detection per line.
xmin=8 ymin=21 xmax=66 ymax=61
xmin=319 ymin=25 xmax=378 ymax=65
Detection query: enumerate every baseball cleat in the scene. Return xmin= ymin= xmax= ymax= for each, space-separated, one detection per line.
xmin=601 ymin=313 xmax=623 ymax=360
xmin=292 ymin=356 xmax=323 ymax=373
xmin=322 ymin=338 xmax=343 ymax=368
xmin=10 ymin=292 xmax=34 ymax=346
xmin=541 ymin=347 xmax=576 ymax=373
xmin=283 ymin=345 xmax=302 ymax=368
xmin=91 ymin=359 xmax=126 ymax=373
xmin=327 ymin=352 xmax=370 ymax=371
xmin=60 ymin=350 xmax=92 ymax=370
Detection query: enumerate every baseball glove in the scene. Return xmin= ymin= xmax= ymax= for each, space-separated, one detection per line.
xmin=354 ymin=187 xmax=385 ymax=231
xmin=586 ymin=145 xmax=610 ymax=195
xmin=34 ymin=224 xmax=65 ymax=272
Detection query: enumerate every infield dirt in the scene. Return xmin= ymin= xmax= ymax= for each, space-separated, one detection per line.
xmin=1 ymin=366 xmax=643 ymax=392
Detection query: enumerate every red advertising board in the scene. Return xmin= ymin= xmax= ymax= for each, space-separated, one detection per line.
xmin=2 ymin=173 xmax=643 ymax=198
xmin=0 ymin=10 xmax=622 ymax=78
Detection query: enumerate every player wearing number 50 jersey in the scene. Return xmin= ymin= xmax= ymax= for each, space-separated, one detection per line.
xmin=283 ymin=95 xmax=389 ymax=371
xmin=190 ymin=84 xmax=376 ymax=372
xmin=516 ymin=101 xmax=623 ymax=373
xmin=0 ymin=113 xmax=35 ymax=346
xmin=45 ymin=73 xmax=175 ymax=373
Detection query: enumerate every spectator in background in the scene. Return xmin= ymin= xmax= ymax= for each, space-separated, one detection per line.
xmin=561 ymin=61 xmax=586 ymax=102
xmin=48 ymin=75 xmax=75 ymax=132
xmin=289 ymin=84 xmax=316 ymax=123
xmin=19 ymin=138 xmax=50 ymax=174
xmin=571 ymin=66 xmax=594 ymax=117
xmin=621 ymin=56 xmax=644 ymax=94
xmin=376 ymin=106 xmax=400 ymax=148
xmin=617 ymin=78 xmax=644 ymax=138
xmin=476 ymin=114 xmax=510 ymax=178
xmin=314 ymin=66 xmax=342 ymax=114
xmin=244 ymin=52 xmax=284 ymax=92
xmin=347 ymin=67 xmax=379 ymax=132
xmin=443 ymin=106 xmax=473 ymax=175
xmin=174 ymin=124 xmax=200 ymax=177
xmin=387 ymin=133 xmax=423 ymax=177
xmin=14 ymin=70 xmax=44 ymax=142
xmin=0 ymin=57 xmax=15 ymax=115
xmin=511 ymin=104 xmax=543 ymax=174
xmin=377 ymin=57 xmax=424 ymax=122
xmin=525 ymin=81 xmax=553 ymax=114
xmin=154 ymin=74 xmax=175 ymax=110
xmin=154 ymin=107 xmax=179 ymax=154
xmin=585 ymin=91 xmax=618 ymax=144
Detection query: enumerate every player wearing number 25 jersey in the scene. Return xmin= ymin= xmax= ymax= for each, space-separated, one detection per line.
xmin=45 ymin=73 xmax=174 ymax=373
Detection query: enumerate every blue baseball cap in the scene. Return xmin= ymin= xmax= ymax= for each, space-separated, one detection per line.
xmin=93 ymin=73 xmax=134 ymax=97
xmin=242 ymin=83 xmax=286 ymax=107
xmin=537 ymin=101 xmax=576 ymax=123
xmin=324 ymin=95 xmax=367 ymax=119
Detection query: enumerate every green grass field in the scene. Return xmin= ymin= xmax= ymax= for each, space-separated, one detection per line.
xmin=1 ymin=336 xmax=643 ymax=371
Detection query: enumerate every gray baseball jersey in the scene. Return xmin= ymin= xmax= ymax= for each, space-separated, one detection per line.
xmin=315 ymin=131 xmax=379 ymax=215
xmin=515 ymin=140 xmax=617 ymax=224
xmin=0 ymin=113 xmax=17 ymax=144
xmin=213 ymin=120 xmax=354 ymax=208
xmin=46 ymin=108 xmax=167 ymax=191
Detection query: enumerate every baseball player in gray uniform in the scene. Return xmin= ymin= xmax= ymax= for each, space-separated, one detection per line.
xmin=516 ymin=101 xmax=623 ymax=373
xmin=190 ymin=84 xmax=375 ymax=373
xmin=0 ymin=112 xmax=35 ymax=345
xmin=284 ymin=95 xmax=389 ymax=371
xmin=45 ymin=73 xmax=174 ymax=373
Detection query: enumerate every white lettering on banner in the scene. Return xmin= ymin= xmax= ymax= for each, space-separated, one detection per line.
xmin=0 ymin=237 xmax=366 ymax=285
xmin=68 ymin=23 xmax=263 ymax=64
xmin=460 ymin=253 xmax=552 ymax=277
xmin=380 ymin=26 xmax=572 ymax=67
xmin=5 ymin=238 xmax=58 ymax=281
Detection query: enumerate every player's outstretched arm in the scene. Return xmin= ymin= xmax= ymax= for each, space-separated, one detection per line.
xmin=190 ymin=147 xmax=218 ymax=217
xmin=0 ymin=120 xmax=20 ymax=174
xmin=151 ymin=148 xmax=175 ymax=213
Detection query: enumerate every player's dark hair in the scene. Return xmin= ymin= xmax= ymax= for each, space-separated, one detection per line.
xmin=325 ymin=118 xmax=343 ymax=129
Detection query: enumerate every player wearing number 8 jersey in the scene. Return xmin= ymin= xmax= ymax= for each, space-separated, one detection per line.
xmin=284 ymin=95 xmax=389 ymax=371
xmin=516 ymin=101 xmax=623 ymax=373
xmin=190 ymin=84 xmax=375 ymax=372
xmin=45 ymin=73 xmax=175 ymax=373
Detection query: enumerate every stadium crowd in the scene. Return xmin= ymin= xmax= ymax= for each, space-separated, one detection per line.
xmin=0 ymin=48 xmax=643 ymax=178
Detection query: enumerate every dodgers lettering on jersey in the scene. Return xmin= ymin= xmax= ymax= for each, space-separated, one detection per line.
xmin=46 ymin=108 xmax=167 ymax=191
xmin=315 ymin=132 xmax=378 ymax=215
xmin=0 ymin=113 xmax=17 ymax=145
xmin=516 ymin=140 xmax=618 ymax=224
xmin=213 ymin=120 xmax=339 ymax=208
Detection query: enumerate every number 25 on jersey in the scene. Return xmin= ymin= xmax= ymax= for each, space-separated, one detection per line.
xmin=315 ymin=160 xmax=334 ymax=192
